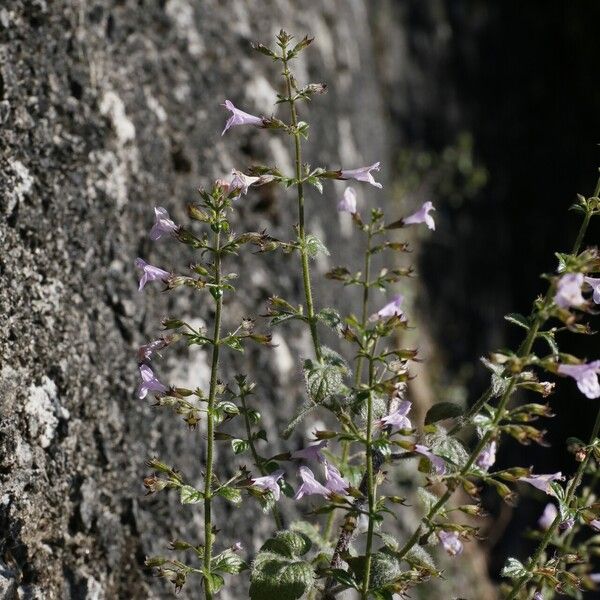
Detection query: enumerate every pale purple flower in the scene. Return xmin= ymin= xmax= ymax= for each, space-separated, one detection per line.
xmin=538 ymin=503 xmax=558 ymax=530
xmin=378 ymin=400 xmax=412 ymax=430
xmin=558 ymin=361 xmax=600 ymax=399
xmin=324 ymin=462 xmax=350 ymax=494
xmin=229 ymin=169 xmax=260 ymax=195
xmin=560 ymin=517 xmax=574 ymax=531
xmin=138 ymin=338 xmax=168 ymax=362
xmin=340 ymin=162 xmax=382 ymax=189
xmin=519 ymin=472 xmax=563 ymax=495
xmin=294 ymin=466 xmax=330 ymax=500
xmin=590 ymin=573 xmax=600 ymax=584
xmin=403 ymin=201 xmax=436 ymax=231
xmin=372 ymin=294 xmax=404 ymax=321
xmin=414 ymin=444 xmax=447 ymax=475
xmin=554 ymin=273 xmax=585 ymax=309
xmin=584 ymin=276 xmax=600 ymax=304
xmin=231 ymin=542 xmax=243 ymax=552
xmin=251 ymin=469 xmax=285 ymax=501
xmin=476 ymin=440 xmax=497 ymax=471
xmin=338 ymin=187 xmax=357 ymax=214
xmin=438 ymin=530 xmax=463 ymax=556
xmin=149 ymin=207 xmax=178 ymax=241
xmin=291 ymin=440 xmax=327 ymax=463
xmin=137 ymin=364 xmax=167 ymax=399
xmin=222 ymin=100 xmax=263 ymax=135
xmin=135 ymin=258 xmax=170 ymax=291
xmin=533 ymin=593 xmax=543 ymax=600
xmin=590 ymin=519 xmax=600 ymax=532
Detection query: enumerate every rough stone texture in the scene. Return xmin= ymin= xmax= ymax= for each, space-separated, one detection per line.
xmin=0 ymin=1 xmax=390 ymax=598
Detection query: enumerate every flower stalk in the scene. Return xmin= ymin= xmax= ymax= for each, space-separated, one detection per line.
xmin=282 ymin=46 xmax=321 ymax=362
xmin=203 ymin=228 xmax=223 ymax=599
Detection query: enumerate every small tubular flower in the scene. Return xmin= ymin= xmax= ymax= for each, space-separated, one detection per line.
xmin=291 ymin=440 xmax=327 ymax=463
xmin=222 ymin=100 xmax=263 ymax=135
xmin=371 ymin=294 xmax=404 ymax=321
xmin=340 ymin=162 xmax=382 ymax=188
xmin=519 ymin=472 xmax=563 ymax=495
xmin=538 ymin=503 xmax=558 ymax=530
xmin=251 ymin=469 xmax=285 ymax=501
xmin=149 ymin=207 xmax=178 ymax=241
xmin=337 ymin=187 xmax=357 ymax=213
xmin=403 ymin=201 xmax=436 ymax=231
xmin=323 ymin=462 xmax=350 ymax=494
xmin=584 ymin=276 xmax=600 ymax=304
xmin=558 ymin=361 xmax=600 ymax=399
xmin=554 ymin=273 xmax=585 ymax=309
xmin=294 ymin=466 xmax=330 ymax=500
xmin=377 ymin=400 xmax=412 ymax=430
xmin=476 ymin=440 xmax=497 ymax=471
xmin=438 ymin=530 xmax=463 ymax=556
xmin=137 ymin=364 xmax=167 ymax=399
xmin=135 ymin=258 xmax=170 ymax=291
xmin=138 ymin=338 xmax=169 ymax=362
xmin=414 ymin=444 xmax=447 ymax=475
xmin=229 ymin=169 xmax=261 ymax=195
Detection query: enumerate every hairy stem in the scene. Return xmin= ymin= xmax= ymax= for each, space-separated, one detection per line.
xmin=361 ymin=351 xmax=377 ymax=599
xmin=203 ymin=230 xmax=222 ymax=599
xmin=283 ymin=56 xmax=321 ymax=362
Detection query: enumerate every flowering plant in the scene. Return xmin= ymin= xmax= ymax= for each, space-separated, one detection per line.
xmin=135 ymin=30 xmax=600 ymax=600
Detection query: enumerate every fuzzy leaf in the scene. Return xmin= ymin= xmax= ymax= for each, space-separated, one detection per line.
xmin=180 ymin=485 xmax=204 ymax=504
xmin=501 ymin=557 xmax=529 ymax=580
xmin=216 ymin=486 xmax=242 ymax=505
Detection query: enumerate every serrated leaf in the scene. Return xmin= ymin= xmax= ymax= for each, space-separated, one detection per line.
xmin=231 ymin=438 xmax=249 ymax=455
xmin=180 ymin=485 xmax=204 ymax=504
xmin=260 ymin=531 xmax=312 ymax=558
xmin=501 ymin=557 xmax=529 ymax=580
xmin=216 ymin=486 xmax=242 ymax=505
xmin=424 ymin=402 xmax=464 ymax=425
xmin=211 ymin=548 xmax=246 ymax=574
xmin=304 ymin=234 xmax=330 ymax=259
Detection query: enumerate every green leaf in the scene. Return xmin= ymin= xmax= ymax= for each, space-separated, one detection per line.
xmin=231 ymin=438 xmax=249 ymax=455
xmin=317 ymin=308 xmax=344 ymax=335
xmin=416 ymin=488 xmax=443 ymax=515
xmin=216 ymin=486 xmax=242 ymax=505
xmin=304 ymin=234 xmax=330 ymax=259
xmin=347 ymin=552 xmax=402 ymax=590
xmin=180 ymin=485 xmax=204 ymax=504
xmin=328 ymin=568 xmax=358 ymax=589
xmin=501 ymin=557 xmax=529 ymax=580
xmin=206 ymin=572 xmax=225 ymax=593
xmin=404 ymin=545 xmax=437 ymax=573
xmin=249 ymin=531 xmax=315 ymax=600
xmin=424 ymin=402 xmax=464 ymax=425
xmin=260 ymin=531 xmax=312 ymax=559
xmin=504 ymin=313 xmax=530 ymax=330
xmin=249 ymin=555 xmax=315 ymax=600
xmin=211 ymin=548 xmax=246 ymax=574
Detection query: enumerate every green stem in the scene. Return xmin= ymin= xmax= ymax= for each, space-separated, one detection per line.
xmin=203 ymin=230 xmax=222 ymax=600
xmin=506 ymin=407 xmax=600 ymax=600
xmin=240 ymin=393 xmax=284 ymax=530
xmin=283 ymin=57 xmax=321 ymax=362
xmin=361 ymin=350 xmax=377 ymax=599
xmin=324 ymin=226 xmax=374 ymax=541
